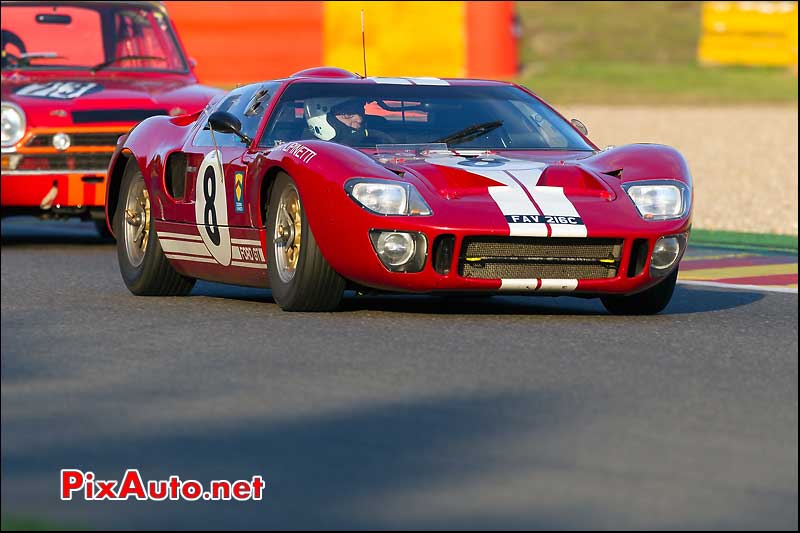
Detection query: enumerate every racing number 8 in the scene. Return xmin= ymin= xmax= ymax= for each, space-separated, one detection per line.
xmin=203 ymin=167 xmax=220 ymax=245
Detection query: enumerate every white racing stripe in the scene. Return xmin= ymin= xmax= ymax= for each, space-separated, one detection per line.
xmin=231 ymin=260 xmax=267 ymax=270
xmin=231 ymin=238 xmax=262 ymax=246
xmin=487 ymin=185 xmax=547 ymax=237
xmin=500 ymin=278 xmax=579 ymax=292
xmin=159 ymin=239 xmax=212 ymax=257
xmin=425 ymin=155 xmax=589 ymax=237
xmin=528 ymin=186 xmax=587 ymax=237
xmin=157 ymin=231 xmax=202 ymax=241
xmin=371 ymin=77 xmax=413 ymax=85
xmin=165 ymin=254 xmax=217 ymax=264
xmin=538 ymin=279 xmax=579 ymax=291
xmin=406 ymin=77 xmax=449 ymax=86
xmin=500 ymin=279 xmax=539 ymax=291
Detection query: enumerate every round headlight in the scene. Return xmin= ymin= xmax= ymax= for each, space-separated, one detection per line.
xmin=376 ymin=231 xmax=415 ymax=266
xmin=651 ymin=236 xmax=681 ymax=270
xmin=52 ymin=132 xmax=71 ymax=151
xmin=1 ymin=102 xmax=26 ymax=148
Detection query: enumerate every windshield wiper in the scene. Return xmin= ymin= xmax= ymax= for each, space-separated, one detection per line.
xmin=5 ymin=52 xmax=65 ymax=67
xmin=91 ymin=55 xmax=166 ymax=72
xmin=433 ymin=120 xmax=504 ymax=146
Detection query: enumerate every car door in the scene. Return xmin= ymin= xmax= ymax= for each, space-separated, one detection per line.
xmin=158 ymin=84 xmax=277 ymax=285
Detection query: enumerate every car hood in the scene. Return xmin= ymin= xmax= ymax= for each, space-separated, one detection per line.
xmin=372 ymin=150 xmax=616 ymax=201
xmin=1 ymin=72 xmax=222 ymax=127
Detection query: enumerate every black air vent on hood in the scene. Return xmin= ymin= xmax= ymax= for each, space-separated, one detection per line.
xmin=72 ymin=109 xmax=168 ymax=124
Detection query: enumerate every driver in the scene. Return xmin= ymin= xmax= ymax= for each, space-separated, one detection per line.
xmin=1 ymin=29 xmax=26 ymax=68
xmin=305 ymin=97 xmax=389 ymax=146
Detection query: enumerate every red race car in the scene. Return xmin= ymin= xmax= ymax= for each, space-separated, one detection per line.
xmin=105 ymin=67 xmax=692 ymax=314
xmin=1 ymin=0 xmax=223 ymax=235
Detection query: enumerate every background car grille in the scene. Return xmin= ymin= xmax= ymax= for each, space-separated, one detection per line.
xmin=71 ymin=109 xmax=167 ymax=124
xmin=13 ymin=153 xmax=114 ymax=172
xmin=460 ymin=237 xmax=623 ymax=280
xmin=25 ymin=133 xmax=123 ymax=147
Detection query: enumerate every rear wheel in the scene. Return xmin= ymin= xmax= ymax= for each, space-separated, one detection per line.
xmin=601 ymin=268 xmax=678 ymax=315
xmin=266 ymin=172 xmax=345 ymax=311
xmin=113 ymin=159 xmax=195 ymax=296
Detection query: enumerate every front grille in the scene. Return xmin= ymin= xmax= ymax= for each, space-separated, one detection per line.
xmin=460 ymin=237 xmax=623 ymax=280
xmin=26 ymin=133 xmax=123 ymax=147
xmin=72 ymin=109 xmax=167 ymax=124
xmin=14 ymin=153 xmax=113 ymax=171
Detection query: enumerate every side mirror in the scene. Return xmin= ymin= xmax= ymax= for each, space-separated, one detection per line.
xmin=571 ymin=118 xmax=588 ymax=136
xmin=188 ymin=57 xmax=198 ymax=69
xmin=208 ymin=111 xmax=250 ymax=144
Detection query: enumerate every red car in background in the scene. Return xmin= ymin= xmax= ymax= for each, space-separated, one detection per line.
xmin=1 ymin=0 xmax=222 ymax=235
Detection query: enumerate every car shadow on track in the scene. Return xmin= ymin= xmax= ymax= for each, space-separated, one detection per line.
xmin=1 ymin=218 xmax=112 ymax=246
xmin=3 ymin=388 xmax=789 ymax=529
xmin=191 ymin=283 xmax=764 ymax=316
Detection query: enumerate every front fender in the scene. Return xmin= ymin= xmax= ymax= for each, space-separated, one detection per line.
xmin=581 ymin=143 xmax=692 ymax=188
xmin=105 ymin=115 xmax=199 ymax=234
xmin=252 ymin=141 xmax=402 ymax=271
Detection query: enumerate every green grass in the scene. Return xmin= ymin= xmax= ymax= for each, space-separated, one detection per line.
xmin=691 ymin=229 xmax=799 ymax=252
xmin=1 ymin=516 xmax=84 ymax=531
xmin=515 ymin=1 xmax=798 ymax=105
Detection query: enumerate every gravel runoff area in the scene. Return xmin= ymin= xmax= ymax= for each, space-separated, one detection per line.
xmin=556 ymin=104 xmax=799 ymax=236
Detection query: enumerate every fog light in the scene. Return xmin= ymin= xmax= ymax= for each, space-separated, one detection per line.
xmin=369 ymin=230 xmax=427 ymax=272
xmin=52 ymin=132 xmax=71 ymax=151
xmin=377 ymin=232 xmax=415 ymax=266
xmin=651 ymin=236 xmax=681 ymax=271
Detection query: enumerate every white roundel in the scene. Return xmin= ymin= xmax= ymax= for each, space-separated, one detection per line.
xmin=195 ymin=150 xmax=231 ymax=266
xmin=424 ymin=154 xmax=546 ymax=172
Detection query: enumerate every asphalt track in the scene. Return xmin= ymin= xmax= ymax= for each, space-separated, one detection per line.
xmin=1 ymin=218 xmax=797 ymax=530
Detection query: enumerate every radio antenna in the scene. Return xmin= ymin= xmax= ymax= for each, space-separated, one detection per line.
xmin=361 ymin=9 xmax=367 ymax=77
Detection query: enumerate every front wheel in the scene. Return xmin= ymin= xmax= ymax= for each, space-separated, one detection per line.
xmin=113 ymin=159 xmax=195 ymax=296
xmin=601 ymin=268 xmax=678 ymax=315
xmin=266 ymin=172 xmax=345 ymax=311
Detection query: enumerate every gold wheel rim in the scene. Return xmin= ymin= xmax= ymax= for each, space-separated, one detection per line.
xmin=274 ymin=184 xmax=302 ymax=282
xmin=123 ymin=180 xmax=150 ymax=268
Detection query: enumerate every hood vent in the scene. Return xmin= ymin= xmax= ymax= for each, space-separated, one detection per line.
xmin=72 ymin=109 xmax=168 ymax=124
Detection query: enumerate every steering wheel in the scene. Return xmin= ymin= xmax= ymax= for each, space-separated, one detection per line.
xmin=1 ymin=29 xmax=26 ymax=67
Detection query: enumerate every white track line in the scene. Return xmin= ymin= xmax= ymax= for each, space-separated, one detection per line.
xmin=678 ymin=279 xmax=797 ymax=294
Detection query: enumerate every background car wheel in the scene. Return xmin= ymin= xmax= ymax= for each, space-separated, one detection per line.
xmin=266 ymin=172 xmax=345 ymax=311
xmin=601 ymin=267 xmax=679 ymax=315
xmin=113 ymin=159 xmax=195 ymax=296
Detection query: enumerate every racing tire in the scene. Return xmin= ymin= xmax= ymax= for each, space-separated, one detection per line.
xmin=266 ymin=172 xmax=345 ymax=311
xmin=114 ymin=159 xmax=195 ymax=296
xmin=600 ymin=267 xmax=678 ymax=315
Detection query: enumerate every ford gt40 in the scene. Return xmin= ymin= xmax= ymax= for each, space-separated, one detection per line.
xmin=104 ymin=67 xmax=692 ymax=314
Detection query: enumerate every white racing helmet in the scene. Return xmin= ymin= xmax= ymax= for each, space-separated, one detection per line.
xmin=305 ymin=97 xmax=365 ymax=141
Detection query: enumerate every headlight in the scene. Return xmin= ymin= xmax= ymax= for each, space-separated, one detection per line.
xmin=369 ymin=230 xmax=428 ymax=272
xmin=623 ymin=181 xmax=689 ymax=220
xmin=346 ymin=179 xmax=432 ymax=216
xmin=1 ymin=102 xmax=26 ymax=148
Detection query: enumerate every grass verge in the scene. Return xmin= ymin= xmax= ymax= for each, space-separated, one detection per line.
xmin=515 ymin=1 xmax=798 ymax=105
xmin=691 ymin=229 xmax=799 ymax=252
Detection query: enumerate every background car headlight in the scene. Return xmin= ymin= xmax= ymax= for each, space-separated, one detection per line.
xmin=346 ymin=179 xmax=432 ymax=216
xmin=623 ymin=181 xmax=689 ymax=220
xmin=1 ymin=102 xmax=26 ymax=148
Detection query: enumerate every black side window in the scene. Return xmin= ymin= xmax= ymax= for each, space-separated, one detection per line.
xmin=193 ymin=82 xmax=279 ymax=147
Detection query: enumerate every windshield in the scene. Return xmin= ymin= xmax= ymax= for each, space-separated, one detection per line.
xmin=260 ymin=82 xmax=594 ymax=151
xmin=1 ymin=4 xmax=187 ymax=72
